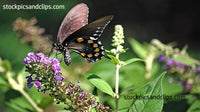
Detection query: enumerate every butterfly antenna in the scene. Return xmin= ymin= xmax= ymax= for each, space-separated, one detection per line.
xmin=103 ymin=54 xmax=111 ymax=59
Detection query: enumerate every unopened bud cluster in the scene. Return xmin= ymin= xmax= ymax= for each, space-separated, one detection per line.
xmin=12 ymin=18 xmax=52 ymax=54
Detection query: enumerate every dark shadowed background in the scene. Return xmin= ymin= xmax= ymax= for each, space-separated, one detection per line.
xmin=1 ymin=0 xmax=199 ymax=44
xmin=0 ymin=0 xmax=199 ymax=62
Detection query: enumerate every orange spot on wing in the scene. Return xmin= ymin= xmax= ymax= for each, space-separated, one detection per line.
xmin=87 ymin=53 xmax=93 ymax=57
xmin=94 ymin=53 xmax=99 ymax=56
xmin=80 ymin=53 xmax=86 ymax=57
xmin=93 ymin=44 xmax=98 ymax=48
xmin=94 ymin=48 xmax=100 ymax=52
xmin=87 ymin=40 xmax=94 ymax=44
xmin=77 ymin=38 xmax=84 ymax=42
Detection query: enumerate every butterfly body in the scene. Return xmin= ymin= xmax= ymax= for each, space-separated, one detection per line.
xmin=53 ymin=3 xmax=113 ymax=65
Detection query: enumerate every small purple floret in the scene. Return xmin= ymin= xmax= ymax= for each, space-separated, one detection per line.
xmin=54 ymin=75 xmax=62 ymax=81
xmin=166 ymin=59 xmax=175 ymax=67
xmin=27 ymin=83 xmax=33 ymax=88
xmin=34 ymin=81 xmax=41 ymax=88
xmin=79 ymin=93 xmax=84 ymax=97
xmin=185 ymin=83 xmax=191 ymax=90
xmin=198 ymin=67 xmax=200 ymax=72
xmin=27 ymin=52 xmax=35 ymax=57
xmin=168 ymin=78 xmax=174 ymax=83
xmin=157 ymin=54 xmax=166 ymax=62
xmin=26 ymin=76 xmax=32 ymax=83
xmin=179 ymin=81 xmax=185 ymax=86
xmin=175 ymin=61 xmax=186 ymax=67
xmin=66 ymin=89 xmax=70 ymax=93
xmin=23 ymin=58 xmax=30 ymax=64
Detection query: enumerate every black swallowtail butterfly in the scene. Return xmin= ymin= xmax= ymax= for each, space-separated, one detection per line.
xmin=52 ymin=3 xmax=113 ymax=65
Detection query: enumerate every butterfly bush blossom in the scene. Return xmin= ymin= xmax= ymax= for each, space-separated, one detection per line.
xmin=157 ymin=54 xmax=200 ymax=93
xmin=110 ymin=25 xmax=126 ymax=55
xmin=23 ymin=52 xmax=112 ymax=111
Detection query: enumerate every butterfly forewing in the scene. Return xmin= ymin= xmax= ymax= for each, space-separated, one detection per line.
xmin=57 ymin=3 xmax=89 ymax=44
xmin=63 ymin=15 xmax=113 ymax=43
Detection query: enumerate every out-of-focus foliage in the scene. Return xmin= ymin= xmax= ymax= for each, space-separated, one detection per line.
xmin=12 ymin=18 xmax=52 ymax=54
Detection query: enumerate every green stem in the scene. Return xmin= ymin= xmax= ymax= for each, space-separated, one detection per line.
xmin=7 ymin=71 xmax=43 ymax=112
xmin=19 ymin=89 xmax=44 ymax=112
xmin=115 ymin=48 xmax=120 ymax=111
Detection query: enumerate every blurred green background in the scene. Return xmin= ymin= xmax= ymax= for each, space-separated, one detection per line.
xmin=0 ymin=0 xmax=199 ymax=112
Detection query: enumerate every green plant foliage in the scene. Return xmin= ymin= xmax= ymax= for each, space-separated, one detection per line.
xmin=84 ymin=73 xmax=114 ymax=97
xmin=129 ymin=38 xmax=149 ymax=59
xmin=118 ymin=72 xmax=165 ymax=112
xmin=107 ymin=54 xmax=120 ymax=64
xmin=121 ymin=58 xmax=144 ymax=67
xmin=187 ymin=100 xmax=200 ymax=112
xmin=6 ymin=96 xmax=35 ymax=112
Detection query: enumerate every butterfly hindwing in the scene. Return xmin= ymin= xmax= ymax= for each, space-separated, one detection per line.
xmin=67 ymin=36 xmax=105 ymax=63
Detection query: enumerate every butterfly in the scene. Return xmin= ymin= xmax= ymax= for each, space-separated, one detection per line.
xmin=52 ymin=3 xmax=113 ymax=65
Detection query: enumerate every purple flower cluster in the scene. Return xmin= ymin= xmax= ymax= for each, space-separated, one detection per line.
xmin=23 ymin=52 xmax=63 ymax=90
xmin=157 ymin=54 xmax=200 ymax=93
xmin=50 ymin=81 xmax=112 ymax=112
xmin=23 ymin=52 xmax=112 ymax=111
xmin=157 ymin=55 xmax=188 ymax=71
xmin=23 ymin=52 xmax=61 ymax=74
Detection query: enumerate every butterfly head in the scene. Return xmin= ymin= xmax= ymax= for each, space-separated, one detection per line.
xmin=53 ymin=43 xmax=65 ymax=52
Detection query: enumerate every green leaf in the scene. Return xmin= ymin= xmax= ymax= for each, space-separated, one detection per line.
xmin=120 ymin=83 xmax=147 ymax=96
xmin=187 ymin=100 xmax=200 ymax=112
xmin=3 ymin=60 xmax=12 ymax=71
xmin=173 ymin=57 xmax=194 ymax=66
xmin=0 ymin=78 xmax=9 ymax=87
xmin=38 ymin=96 xmax=53 ymax=109
xmin=128 ymin=72 xmax=165 ymax=112
xmin=107 ymin=54 xmax=119 ymax=64
xmin=180 ymin=45 xmax=188 ymax=55
xmin=119 ymin=84 xmax=147 ymax=112
xmin=129 ymin=38 xmax=149 ymax=59
xmin=6 ymin=96 xmax=35 ymax=112
xmin=122 ymin=58 xmax=144 ymax=67
xmin=84 ymin=73 xmax=114 ymax=97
